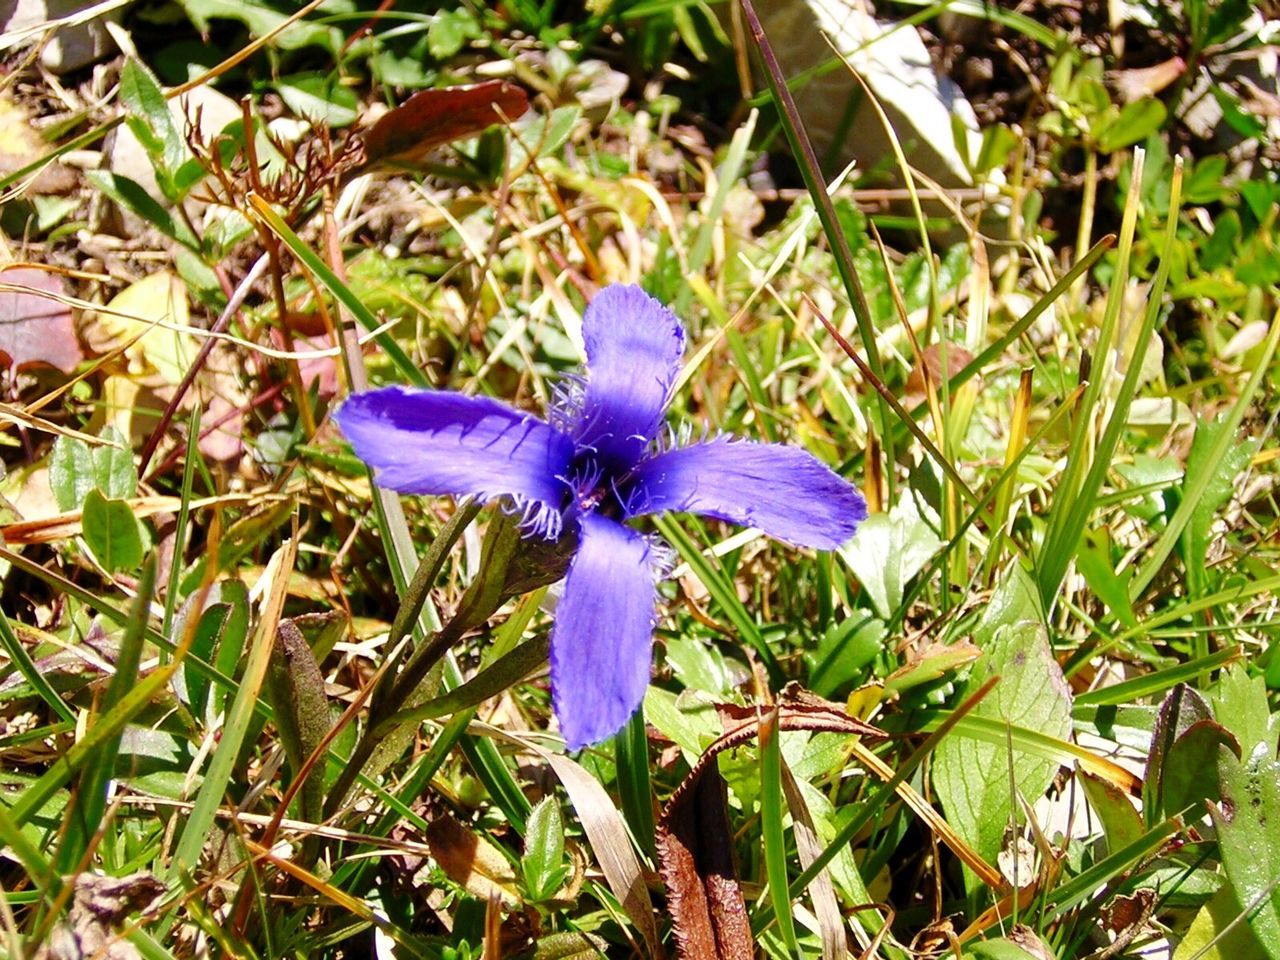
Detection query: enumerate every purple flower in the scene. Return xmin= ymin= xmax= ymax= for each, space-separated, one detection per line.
xmin=336 ymin=284 xmax=867 ymax=749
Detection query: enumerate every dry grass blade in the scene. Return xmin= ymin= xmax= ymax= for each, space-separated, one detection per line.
xmin=545 ymin=754 xmax=664 ymax=959
xmin=848 ymin=739 xmax=1007 ymax=892
xmin=779 ymin=760 xmax=846 ymax=960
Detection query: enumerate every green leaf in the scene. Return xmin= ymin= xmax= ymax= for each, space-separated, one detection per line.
xmin=427 ymin=8 xmax=479 ymax=60
xmin=81 ymin=489 xmax=144 ymax=572
xmin=92 ymin=426 xmax=137 ymax=499
xmin=1097 ymin=98 xmax=1167 ymax=152
xmin=1213 ymin=743 xmax=1280 ymax=957
xmin=759 ymin=711 xmax=798 ymax=953
xmin=1079 ymin=770 xmax=1144 ymax=856
xmin=175 ymin=0 xmax=341 ymax=51
xmin=119 ymin=58 xmax=187 ymax=174
xmin=934 ymin=620 xmax=1073 ymax=872
xmin=507 ymin=106 xmax=582 ymax=175
xmin=1210 ymin=667 xmax=1276 ymax=762
xmin=838 ymin=496 xmax=942 ymax=619
xmin=522 ymin=796 xmax=569 ymax=902
xmin=274 ymin=73 xmax=359 ymax=127
xmin=1174 ymin=883 xmax=1269 ymax=960
xmin=49 ymin=435 xmax=95 ymax=511
xmin=1076 ymin=530 xmax=1138 ymax=628
xmin=86 ymin=170 xmax=200 ymax=250
xmin=266 ymin=618 xmax=331 ymax=830
xmin=1181 ymin=415 xmax=1260 ymax=595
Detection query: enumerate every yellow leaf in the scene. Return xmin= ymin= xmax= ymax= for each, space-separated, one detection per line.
xmin=99 ymin=272 xmax=195 ymax=386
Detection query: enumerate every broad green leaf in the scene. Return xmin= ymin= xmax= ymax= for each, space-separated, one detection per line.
xmin=522 ymin=797 xmax=569 ymax=902
xmin=1097 ymin=98 xmax=1167 ymax=152
xmin=92 ymin=426 xmax=136 ymax=500
xmin=1174 ymin=883 xmax=1269 ymax=960
xmin=1162 ymin=720 xmax=1238 ymax=816
xmin=118 ymin=59 xmax=186 ymax=174
xmin=1211 ymin=667 xmax=1276 ymax=762
xmin=838 ymin=496 xmax=942 ymax=619
xmin=49 ymin=435 xmax=95 ymax=511
xmin=274 ymin=73 xmax=358 ymax=127
xmin=1209 ymin=669 xmax=1280 ymax=956
xmin=427 ymin=8 xmax=479 ymax=60
xmin=664 ymin=634 xmax=735 ymax=695
xmin=934 ymin=621 xmax=1072 ymax=872
xmin=175 ymin=0 xmax=341 ymax=51
xmin=965 ymin=937 xmax=1053 ymax=960
xmin=807 ymin=615 xmax=884 ymax=698
xmin=81 ymin=489 xmax=144 ymax=572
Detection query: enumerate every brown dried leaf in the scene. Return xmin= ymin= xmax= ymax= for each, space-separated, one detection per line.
xmin=37 ymin=872 xmax=165 ymax=960
xmin=905 ymin=342 xmax=975 ymax=403
xmin=658 ymin=689 xmax=885 ymax=960
xmin=0 ymin=267 xmax=82 ymax=374
xmin=425 ymin=813 xmax=521 ymax=907
xmin=361 ymin=81 xmax=529 ymax=169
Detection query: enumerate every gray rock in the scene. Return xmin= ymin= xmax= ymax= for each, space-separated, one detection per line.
xmin=741 ymin=0 xmax=984 ymax=188
xmin=0 ymin=0 xmax=121 ymax=74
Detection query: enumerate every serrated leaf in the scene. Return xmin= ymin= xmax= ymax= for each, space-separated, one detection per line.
xmin=50 ymin=436 xmax=95 ymax=512
xmin=934 ymin=620 xmax=1072 ymax=872
xmin=81 ymin=490 xmax=144 ymax=572
xmin=1213 ymin=746 xmax=1280 ymax=957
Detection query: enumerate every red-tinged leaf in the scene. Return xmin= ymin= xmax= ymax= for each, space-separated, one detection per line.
xmin=657 ymin=688 xmax=885 ymax=960
xmin=360 ymin=81 xmax=528 ymax=168
xmin=0 ymin=267 xmax=82 ymax=373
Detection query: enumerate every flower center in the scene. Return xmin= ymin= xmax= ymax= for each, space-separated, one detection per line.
xmin=568 ymin=450 xmax=628 ymax=519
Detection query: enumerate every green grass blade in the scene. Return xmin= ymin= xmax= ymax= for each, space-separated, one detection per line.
xmin=57 ymin=559 xmax=157 ymax=874
xmin=740 ymin=0 xmax=896 ymax=497
xmin=1073 ymin=646 xmax=1240 ymax=708
xmin=759 ymin=710 xmax=799 ymax=952
xmin=654 ymin=514 xmax=781 ymax=682
xmin=162 ymin=401 xmax=202 ymax=645
xmin=0 ymin=608 xmax=76 ymax=725
xmin=1036 ymin=150 xmax=1149 ymax=606
xmin=169 ymin=538 xmax=297 ymax=878
xmin=614 ymin=709 xmax=657 ymax=862
xmin=247 ymin=196 xmax=427 ymax=389
xmin=1129 ymin=310 xmax=1280 ymax=599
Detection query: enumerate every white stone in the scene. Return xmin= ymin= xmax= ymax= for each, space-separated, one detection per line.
xmin=0 ymin=0 xmax=123 ymax=74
